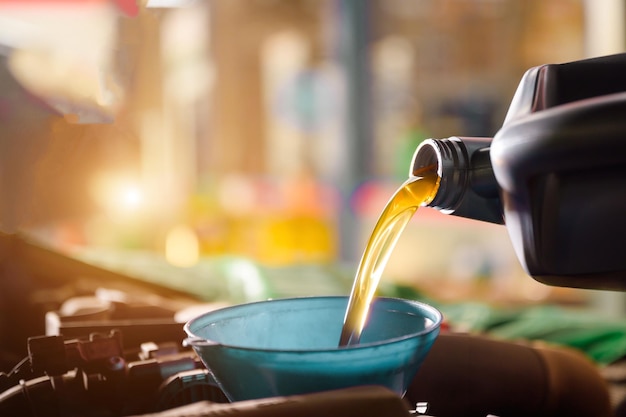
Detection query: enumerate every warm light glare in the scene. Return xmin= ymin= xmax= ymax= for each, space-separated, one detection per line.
xmin=91 ymin=173 xmax=144 ymax=218
xmin=120 ymin=186 xmax=143 ymax=209
xmin=165 ymin=224 xmax=200 ymax=267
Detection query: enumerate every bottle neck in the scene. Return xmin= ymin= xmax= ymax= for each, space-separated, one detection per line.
xmin=411 ymin=137 xmax=504 ymax=224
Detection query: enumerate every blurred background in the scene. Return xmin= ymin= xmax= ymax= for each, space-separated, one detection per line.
xmin=1 ymin=0 xmax=624 ymax=312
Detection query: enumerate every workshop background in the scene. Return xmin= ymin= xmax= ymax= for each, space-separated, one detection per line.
xmin=2 ymin=0 xmax=626 ymax=370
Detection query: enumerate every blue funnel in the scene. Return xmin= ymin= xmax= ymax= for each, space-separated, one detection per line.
xmin=184 ymin=296 xmax=442 ymax=401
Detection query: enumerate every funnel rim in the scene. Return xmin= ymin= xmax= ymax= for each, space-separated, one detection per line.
xmin=183 ymin=295 xmax=442 ymax=353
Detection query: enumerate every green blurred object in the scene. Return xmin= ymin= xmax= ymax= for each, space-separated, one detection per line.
xmin=438 ymin=302 xmax=626 ymax=365
xmin=71 ymin=247 xmax=626 ymax=365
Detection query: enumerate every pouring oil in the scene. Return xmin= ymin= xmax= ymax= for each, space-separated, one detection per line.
xmin=339 ymin=169 xmax=440 ymax=346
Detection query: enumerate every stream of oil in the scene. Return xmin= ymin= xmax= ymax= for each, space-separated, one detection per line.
xmin=339 ymin=170 xmax=440 ymax=346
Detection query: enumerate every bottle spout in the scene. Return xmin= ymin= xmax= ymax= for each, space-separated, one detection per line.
xmin=411 ymin=137 xmax=504 ymax=224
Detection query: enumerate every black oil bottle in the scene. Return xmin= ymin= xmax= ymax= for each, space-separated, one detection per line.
xmin=411 ymin=53 xmax=626 ymax=290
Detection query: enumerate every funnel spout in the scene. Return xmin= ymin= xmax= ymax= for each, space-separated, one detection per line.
xmin=411 ymin=137 xmax=504 ymax=224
